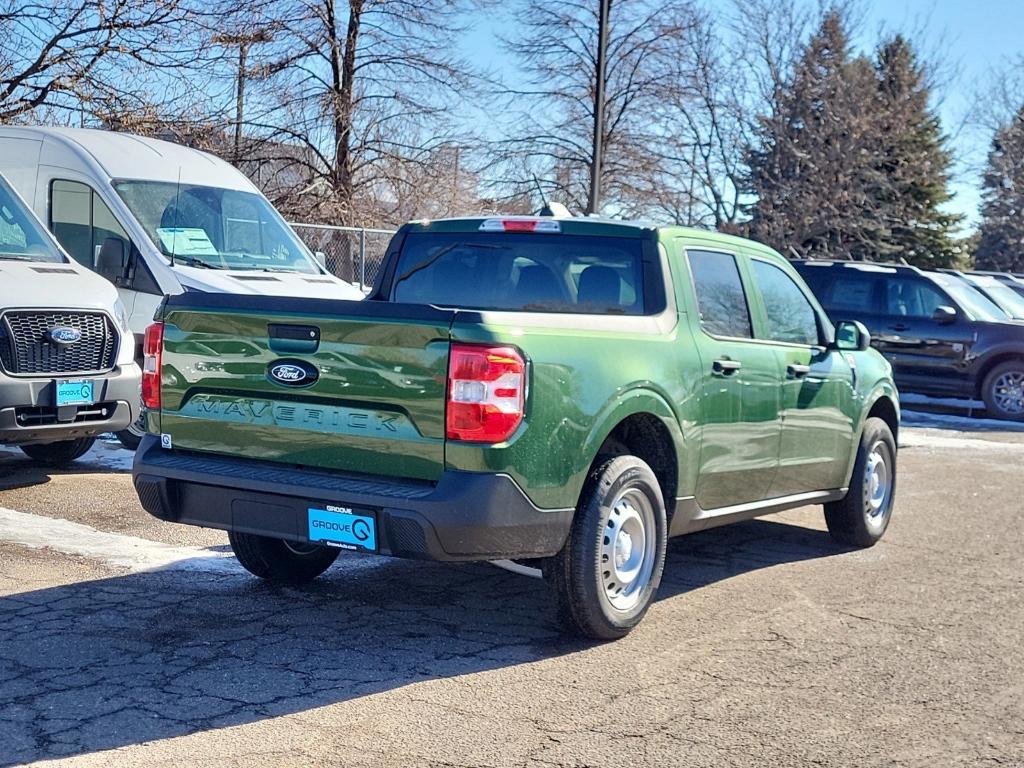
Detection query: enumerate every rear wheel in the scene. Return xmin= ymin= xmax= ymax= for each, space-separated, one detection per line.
xmin=228 ymin=531 xmax=340 ymax=584
xmin=982 ymin=360 xmax=1024 ymax=421
xmin=20 ymin=437 xmax=95 ymax=466
xmin=824 ymin=417 xmax=896 ymax=547
xmin=548 ymin=455 xmax=667 ymax=640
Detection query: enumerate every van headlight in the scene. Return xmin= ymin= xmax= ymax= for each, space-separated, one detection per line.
xmin=113 ymin=298 xmax=131 ymax=333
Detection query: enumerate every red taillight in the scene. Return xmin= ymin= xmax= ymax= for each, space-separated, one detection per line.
xmin=141 ymin=322 xmax=164 ymax=410
xmin=446 ymin=343 xmax=526 ymax=443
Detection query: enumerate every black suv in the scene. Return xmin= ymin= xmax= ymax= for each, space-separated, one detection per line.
xmin=795 ymin=260 xmax=1024 ymax=420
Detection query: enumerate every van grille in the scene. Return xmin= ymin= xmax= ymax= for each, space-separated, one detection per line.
xmin=0 ymin=311 xmax=117 ymax=376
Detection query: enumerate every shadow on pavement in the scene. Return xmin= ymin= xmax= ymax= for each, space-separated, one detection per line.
xmin=0 ymin=441 xmax=132 ymax=492
xmin=0 ymin=517 xmax=847 ymax=765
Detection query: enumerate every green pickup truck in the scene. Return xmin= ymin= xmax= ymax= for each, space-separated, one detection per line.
xmin=133 ymin=216 xmax=899 ymax=639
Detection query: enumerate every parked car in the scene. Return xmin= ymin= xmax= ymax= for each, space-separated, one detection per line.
xmin=795 ymin=260 xmax=1024 ymax=419
xmin=133 ymin=217 xmax=899 ymax=639
xmin=967 ymin=270 xmax=1024 ymax=299
xmin=0 ymin=126 xmax=363 ymax=448
xmin=939 ymin=270 xmax=1024 ymax=320
xmin=0 ymin=171 xmax=139 ymax=464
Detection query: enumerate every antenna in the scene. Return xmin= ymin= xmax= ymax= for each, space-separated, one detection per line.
xmin=531 ymin=174 xmax=549 ymax=211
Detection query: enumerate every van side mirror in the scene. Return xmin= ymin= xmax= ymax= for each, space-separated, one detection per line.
xmin=833 ymin=320 xmax=871 ymax=351
xmin=96 ymin=237 xmax=126 ymax=282
xmin=932 ymin=305 xmax=957 ymax=324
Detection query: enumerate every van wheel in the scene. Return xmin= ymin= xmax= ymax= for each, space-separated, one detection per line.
xmin=982 ymin=360 xmax=1024 ymax=421
xmin=20 ymin=437 xmax=95 ymax=466
xmin=548 ymin=455 xmax=667 ymax=640
xmin=824 ymin=417 xmax=896 ymax=547
xmin=228 ymin=531 xmax=340 ymax=584
xmin=116 ymin=414 xmax=146 ymax=450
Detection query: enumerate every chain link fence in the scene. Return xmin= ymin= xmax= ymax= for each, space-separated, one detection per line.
xmin=290 ymin=223 xmax=397 ymax=290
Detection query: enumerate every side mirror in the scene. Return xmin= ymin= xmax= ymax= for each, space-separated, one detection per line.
xmin=932 ymin=305 xmax=957 ymax=324
xmin=833 ymin=320 xmax=871 ymax=352
xmin=96 ymin=237 xmax=126 ymax=283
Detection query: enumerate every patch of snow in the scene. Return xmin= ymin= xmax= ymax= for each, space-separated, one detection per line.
xmin=900 ymin=393 xmax=985 ymax=410
xmin=901 ymin=409 xmax=1024 ymax=433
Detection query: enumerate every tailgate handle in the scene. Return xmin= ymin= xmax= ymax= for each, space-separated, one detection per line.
xmin=268 ymin=323 xmax=320 ymax=354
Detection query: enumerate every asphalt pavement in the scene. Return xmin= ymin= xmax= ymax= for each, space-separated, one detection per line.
xmin=0 ymin=418 xmax=1021 ymax=768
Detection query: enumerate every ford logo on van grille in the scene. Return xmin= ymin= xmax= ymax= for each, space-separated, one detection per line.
xmin=268 ymin=359 xmax=319 ymax=387
xmin=48 ymin=327 xmax=83 ymax=345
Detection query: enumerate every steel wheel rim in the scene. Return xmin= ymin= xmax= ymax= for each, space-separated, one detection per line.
xmin=992 ymin=371 xmax=1024 ymax=414
xmin=601 ymin=488 xmax=656 ymax=612
xmin=865 ymin=441 xmax=892 ymax=528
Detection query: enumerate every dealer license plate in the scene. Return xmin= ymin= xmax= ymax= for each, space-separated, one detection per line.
xmin=55 ymin=379 xmax=95 ymax=406
xmin=308 ymin=505 xmax=377 ymax=552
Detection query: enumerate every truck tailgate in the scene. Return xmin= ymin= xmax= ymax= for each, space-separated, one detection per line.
xmin=157 ymin=295 xmax=455 ymax=482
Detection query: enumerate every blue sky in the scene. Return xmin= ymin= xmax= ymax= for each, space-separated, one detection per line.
xmin=463 ymin=1 xmax=1022 ymax=230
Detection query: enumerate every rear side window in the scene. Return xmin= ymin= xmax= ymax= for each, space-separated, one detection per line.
xmin=390 ymin=232 xmax=646 ymax=314
xmin=820 ymin=273 xmax=878 ymax=314
xmin=687 ymin=249 xmax=752 ymax=338
xmin=751 ymin=260 xmax=820 ymax=345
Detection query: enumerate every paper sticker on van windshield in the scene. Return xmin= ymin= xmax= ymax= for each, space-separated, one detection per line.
xmin=156 ymin=227 xmax=219 ymax=257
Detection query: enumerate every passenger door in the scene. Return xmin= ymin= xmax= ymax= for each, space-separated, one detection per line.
xmin=873 ymin=276 xmax=973 ymax=396
xmin=685 ymin=248 xmax=782 ymax=510
xmin=748 ymin=258 xmax=856 ymax=496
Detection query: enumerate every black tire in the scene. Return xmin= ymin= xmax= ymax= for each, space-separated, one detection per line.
xmin=981 ymin=360 xmax=1024 ymax=421
xmin=548 ymin=455 xmax=667 ymax=640
xmin=116 ymin=416 xmax=145 ymax=450
xmin=228 ymin=531 xmax=340 ymax=584
xmin=825 ymin=417 xmax=896 ymax=547
xmin=20 ymin=437 xmax=95 ymax=466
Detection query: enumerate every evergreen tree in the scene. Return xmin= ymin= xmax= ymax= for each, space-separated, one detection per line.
xmin=975 ymin=106 xmax=1024 ymax=271
xmin=871 ymin=35 xmax=962 ymax=268
xmin=747 ymin=11 xmax=885 ymax=260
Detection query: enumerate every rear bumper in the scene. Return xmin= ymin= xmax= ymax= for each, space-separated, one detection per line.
xmin=0 ymin=364 xmax=139 ymax=445
xmin=132 ymin=435 xmax=573 ymax=562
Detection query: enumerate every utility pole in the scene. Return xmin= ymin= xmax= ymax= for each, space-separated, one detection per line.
xmin=212 ymin=30 xmax=272 ymax=163
xmin=587 ymin=0 xmax=610 ymax=216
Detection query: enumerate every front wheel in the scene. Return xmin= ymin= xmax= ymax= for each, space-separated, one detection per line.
xmin=20 ymin=437 xmax=96 ymax=466
xmin=548 ymin=455 xmax=667 ymax=640
xmin=116 ymin=412 xmax=146 ymax=450
xmin=824 ymin=417 xmax=896 ymax=547
xmin=981 ymin=360 xmax=1024 ymax=421
xmin=228 ymin=531 xmax=340 ymax=584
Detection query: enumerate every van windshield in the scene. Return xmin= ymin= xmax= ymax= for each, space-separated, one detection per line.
xmin=114 ymin=180 xmax=318 ymax=273
xmin=0 ymin=176 xmax=63 ymax=263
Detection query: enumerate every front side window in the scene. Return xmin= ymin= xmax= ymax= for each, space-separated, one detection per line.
xmin=751 ymin=260 xmax=820 ymax=345
xmin=883 ymin=278 xmax=948 ymax=318
xmin=0 ymin=177 xmax=63 ymax=263
xmin=50 ymin=180 xmax=130 ymax=270
xmin=687 ymin=249 xmax=752 ymax=338
xmin=114 ymin=180 xmax=317 ymax=273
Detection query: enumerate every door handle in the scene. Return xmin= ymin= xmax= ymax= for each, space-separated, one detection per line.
xmin=787 ymin=363 xmax=811 ymax=378
xmin=712 ymin=358 xmax=742 ymax=376
xmin=889 ymin=323 xmax=909 ymax=332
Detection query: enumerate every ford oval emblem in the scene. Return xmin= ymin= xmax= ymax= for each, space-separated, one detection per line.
xmin=48 ymin=327 xmax=82 ymax=345
xmin=268 ymin=359 xmax=319 ymax=387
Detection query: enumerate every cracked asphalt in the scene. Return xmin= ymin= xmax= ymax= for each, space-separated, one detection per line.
xmin=0 ymin=420 xmax=1022 ymax=768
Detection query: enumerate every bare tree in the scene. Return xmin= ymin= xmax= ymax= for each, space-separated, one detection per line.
xmin=0 ymin=1 xmax=225 ymax=124
xmin=224 ymin=0 xmax=483 ymax=225
xmin=484 ymin=0 xmax=699 ymax=215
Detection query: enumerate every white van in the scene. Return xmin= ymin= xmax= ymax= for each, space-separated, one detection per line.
xmin=0 ymin=171 xmax=139 ymax=464
xmin=0 ymin=126 xmax=363 ymax=446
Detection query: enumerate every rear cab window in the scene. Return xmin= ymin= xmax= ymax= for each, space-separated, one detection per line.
xmin=390 ymin=231 xmax=650 ymax=314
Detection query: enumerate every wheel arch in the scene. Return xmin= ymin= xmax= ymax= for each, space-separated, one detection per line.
xmin=579 ymin=389 xmax=687 ymax=519
xmin=973 ymin=351 xmax=1024 ymax=400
